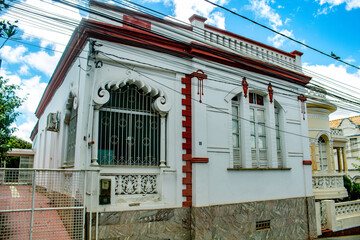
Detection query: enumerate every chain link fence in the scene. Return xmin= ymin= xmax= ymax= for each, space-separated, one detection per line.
xmin=0 ymin=169 xmax=96 ymax=240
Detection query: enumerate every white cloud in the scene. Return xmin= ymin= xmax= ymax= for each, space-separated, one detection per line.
xmin=0 ymin=70 xmax=47 ymax=142
xmin=17 ymin=76 xmax=47 ymax=115
xmin=248 ymin=0 xmax=282 ymax=30
xmin=303 ymin=63 xmax=360 ymax=119
xmin=0 ymin=44 xmax=59 ymax=77
xmin=316 ymin=0 xmax=360 ymax=13
xmin=247 ymin=0 xmax=296 ymax=48
xmin=163 ymin=0 xmax=227 ymax=29
xmin=24 ymin=51 xmax=60 ymax=76
xmin=19 ymin=65 xmax=30 ymax=76
xmin=344 ymin=57 xmax=356 ymax=63
xmin=12 ymin=118 xmax=37 ymax=142
xmin=0 ymin=45 xmax=27 ymax=63
xmin=1 ymin=0 xmax=81 ymax=54
xmin=267 ymin=29 xmax=294 ymax=48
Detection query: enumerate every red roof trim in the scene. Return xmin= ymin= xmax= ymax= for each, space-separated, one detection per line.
xmin=30 ymin=121 xmax=38 ymax=141
xmin=35 ymin=22 xmax=89 ymax=118
xmin=189 ymin=14 xmax=207 ymax=23
xmin=291 ymin=50 xmax=303 ymax=56
xmin=89 ymin=0 xmax=193 ymax=31
xmin=189 ymin=42 xmax=311 ymax=85
xmin=205 ymin=25 xmax=297 ymax=58
xmin=34 ymin=18 xmax=311 ymax=119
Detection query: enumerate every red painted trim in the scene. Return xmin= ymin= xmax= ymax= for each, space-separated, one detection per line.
xmin=205 ymin=24 xmax=297 ymax=58
xmin=90 ymin=0 xmax=193 ymax=31
xmin=35 ymin=16 xmax=311 ymax=119
xmin=242 ymin=77 xmax=248 ymax=98
xmin=181 ymin=75 xmax=193 ymax=207
xmin=30 ymin=121 xmax=38 ymax=141
xmin=291 ymin=50 xmax=303 ymax=56
xmin=182 ymin=131 xmax=191 ymax=139
xmin=298 ymin=94 xmax=307 ymax=102
xmin=192 ymin=157 xmax=209 ymax=163
xmin=35 ymin=23 xmax=88 ymax=118
xmin=303 ymin=160 xmax=312 ymax=165
xmin=189 ymin=14 xmax=207 ymax=23
xmin=189 ymin=42 xmax=311 ymax=85
xmin=123 ymin=15 xmax=151 ymax=31
xmin=182 ymin=154 xmax=192 ymax=161
xmin=268 ymin=83 xmax=274 ymax=103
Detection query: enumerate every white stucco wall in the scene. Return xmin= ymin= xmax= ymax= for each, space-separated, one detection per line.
xmin=33 ymin=32 xmax=313 ymax=210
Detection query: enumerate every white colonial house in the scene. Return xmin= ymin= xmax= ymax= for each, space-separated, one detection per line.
xmin=30 ymin=1 xmax=317 ymax=238
xmin=330 ymin=116 xmax=360 ymax=181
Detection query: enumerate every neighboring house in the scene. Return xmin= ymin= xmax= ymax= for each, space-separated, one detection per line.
xmin=6 ymin=149 xmax=35 ymax=169
xmin=330 ymin=115 xmax=360 ymax=182
xmin=30 ymin=1 xmax=316 ymax=238
xmin=306 ymin=88 xmax=348 ymax=199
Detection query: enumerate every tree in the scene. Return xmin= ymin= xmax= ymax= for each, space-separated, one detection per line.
xmin=0 ymin=77 xmax=24 ymax=166
xmin=343 ymin=175 xmax=360 ymax=200
xmin=4 ymin=135 xmax=31 ymax=168
xmin=0 ymin=19 xmax=18 ymax=50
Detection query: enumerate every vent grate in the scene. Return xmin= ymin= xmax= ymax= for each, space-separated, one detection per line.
xmin=256 ymin=220 xmax=271 ymax=231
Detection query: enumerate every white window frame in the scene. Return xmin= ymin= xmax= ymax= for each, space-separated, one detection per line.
xmin=318 ymin=136 xmax=328 ymax=172
xmin=249 ymin=93 xmax=268 ymax=168
xmin=231 ymin=91 xmax=284 ymax=169
xmin=97 ymin=84 xmax=161 ymax=167
xmin=91 ymin=76 xmax=170 ymax=167
xmin=350 ymin=138 xmax=357 ymax=158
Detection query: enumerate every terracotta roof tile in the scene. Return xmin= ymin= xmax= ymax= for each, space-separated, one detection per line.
xmin=330 ymin=115 xmax=360 ymax=128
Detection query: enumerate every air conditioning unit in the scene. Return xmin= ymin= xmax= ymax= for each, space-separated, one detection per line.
xmin=46 ymin=112 xmax=59 ymax=132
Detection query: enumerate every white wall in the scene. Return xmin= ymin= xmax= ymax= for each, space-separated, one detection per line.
xmin=33 ymin=38 xmax=313 ymax=210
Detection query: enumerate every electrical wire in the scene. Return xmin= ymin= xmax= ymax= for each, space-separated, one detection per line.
xmin=203 ymin=0 xmax=360 ymax=71
xmin=3 ymin=0 xmax=360 ymax=113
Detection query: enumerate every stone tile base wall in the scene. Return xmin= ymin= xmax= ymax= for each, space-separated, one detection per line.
xmin=88 ymin=208 xmax=191 ymax=240
xmin=192 ymin=197 xmax=317 ymax=240
xmin=88 ymin=197 xmax=316 ymax=240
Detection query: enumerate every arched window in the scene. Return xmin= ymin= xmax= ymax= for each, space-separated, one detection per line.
xmin=232 ymin=96 xmax=241 ymax=167
xmin=97 ymin=84 xmax=161 ymax=166
xmin=275 ymin=105 xmax=282 ymax=167
xmin=318 ymin=136 xmax=328 ymax=171
xmin=231 ymin=90 xmax=284 ymax=169
xmin=249 ymin=93 xmax=267 ymax=168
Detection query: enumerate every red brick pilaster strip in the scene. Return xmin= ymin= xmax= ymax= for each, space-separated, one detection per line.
xmin=182 ymin=75 xmax=192 ymax=207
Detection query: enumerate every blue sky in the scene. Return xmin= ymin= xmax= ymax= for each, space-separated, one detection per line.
xmin=0 ymin=0 xmax=359 ymax=141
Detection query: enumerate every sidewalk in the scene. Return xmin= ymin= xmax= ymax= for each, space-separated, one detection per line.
xmin=320 ymin=235 xmax=360 ymax=239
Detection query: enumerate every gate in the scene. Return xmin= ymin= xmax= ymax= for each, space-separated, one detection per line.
xmin=0 ymin=169 xmax=90 ymax=240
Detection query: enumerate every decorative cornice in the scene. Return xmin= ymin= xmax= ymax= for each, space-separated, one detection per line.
xmin=93 ymin=69 xmax=170 ymax=114
xmin=307 ymin=113 xmax=329 ymax=120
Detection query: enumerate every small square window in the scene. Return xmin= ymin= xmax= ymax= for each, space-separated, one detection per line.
xmin=256 ymin=220 xmax=271 ymax=231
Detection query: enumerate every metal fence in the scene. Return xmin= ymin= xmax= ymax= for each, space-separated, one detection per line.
xmin=0 ymin=169 xmax=93 ymax=240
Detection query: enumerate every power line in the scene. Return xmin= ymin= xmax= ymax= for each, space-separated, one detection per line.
xmin=204 ymin=0 xmax=360 ymax=71
xmin=3 ymin=0 xmax=360 ymax=113
xmin=99 ymin=51 xmax=318 ymax=140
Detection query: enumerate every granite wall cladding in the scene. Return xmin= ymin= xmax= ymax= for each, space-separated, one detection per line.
xmin=192 ymin=197 xmax=317 ymax=240
xmin=88 ymin=207 xmax=191 ymax=240
xmin=88 ymin=197 xmax=316 ymax=240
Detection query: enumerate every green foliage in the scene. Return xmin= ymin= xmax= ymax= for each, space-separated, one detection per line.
xmin=352 ymin=158 xmax=360 ymax=171
xmin=0 ymin=0 xmax=11 ymax=10
xmin=0 ymin=20 xmax=18 ymax=49
xmin=343 ymin=175 xmax=360 ymax=200
xmin=0 ymin=77 xmax=25 ymax=165
xmin=3 ymin=136 xmax=32 ymax=168
xmin=7 ymin=135 xmax=31 ymax=149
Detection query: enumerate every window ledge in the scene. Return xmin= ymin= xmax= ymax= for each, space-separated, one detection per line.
xmin=61 ymin=165 xmax=74 ymax=169
xmin=97 ymin=165 xmax=161 ymax=168
xmin=227 ymin=167 xmax=291 ymax=171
